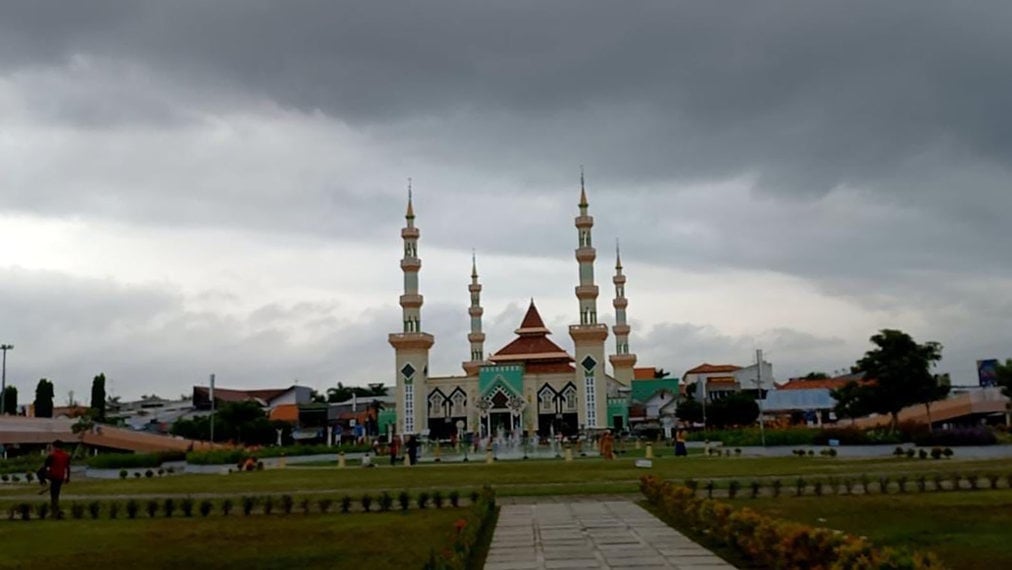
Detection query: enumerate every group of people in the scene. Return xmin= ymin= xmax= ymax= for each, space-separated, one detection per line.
xmin=383 ymin=434 xmax=420 ymax=466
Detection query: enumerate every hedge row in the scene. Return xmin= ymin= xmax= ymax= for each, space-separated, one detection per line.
xmin=685 ymin=425 xmax=1002 ymax=447
xmin=424 ymin=486 xmax=498 ymax=570
xmin=185 ymin=443 xmax=372 ymax=465
xmin=641 ymin=476 xmax=943 ymax=569
xmin=86 ymin=451 xmax=186 ymax=470
xmin=5 ymin=489 xmax=481 ymax=521
xmin=683 ymin=470 xmax=1012 ymax=499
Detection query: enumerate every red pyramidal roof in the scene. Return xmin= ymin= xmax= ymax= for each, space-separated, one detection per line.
xmin=490 ymin=300 xmax=574 ymax=371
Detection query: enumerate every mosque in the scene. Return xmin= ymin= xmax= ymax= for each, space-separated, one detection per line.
xmin=388 ymin=176 xmax=638 ymax=439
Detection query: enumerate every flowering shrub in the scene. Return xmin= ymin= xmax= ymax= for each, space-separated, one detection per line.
xmin=424 ymin=485 xmax=497 ymax=570
xmin=640 ymin=476 xmax=943 ymax=570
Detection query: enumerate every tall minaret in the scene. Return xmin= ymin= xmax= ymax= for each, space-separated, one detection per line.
xmin=609 ymin=240 xmax=637 ymax=385
xmin=568 ymin=170 xmax=609 ymax=429
xmin=462 ymin=251 xmax=487 ymax=376
xmin=388 ymin=180 xmax=434 ymax=435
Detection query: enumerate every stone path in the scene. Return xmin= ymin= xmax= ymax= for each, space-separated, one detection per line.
xmin=486 ymin=500 xmax=735 ymax=569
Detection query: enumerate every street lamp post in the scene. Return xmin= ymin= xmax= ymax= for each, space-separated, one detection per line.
xmin=0 ymin=344 xmax=13 ymax=415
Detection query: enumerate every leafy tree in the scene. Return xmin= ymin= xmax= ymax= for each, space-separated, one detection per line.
xmin=171 ymin=401 xmax=289 ymax=445
xmin=653 ymin=368 xmax=671 ymax=379
xmin=995 ymin=359 xmax=1012 ymax=421
xmin=802 ymin=371 xmax=830 ymax=380
xmin=90 ymin=373 xmax=107 ymax=421
xmin=831 ymin=381 xmax=876 ymax=424
xmin=707 ymin=393 xmax=759 ymax=428
xmin=853 ymin=329 xmax=943 ymax=433
xmin=2 ymin=386 xmax=16 ymax=415
xmin=675 ymin=397 xmax=703 ymax=424
xmin=918 ymin=373 xmax=951 ymax=432
xmin=326 ymin=382 xmax=389 ymax=403
xmin=34 ymin=379 xmax=54 ymax=418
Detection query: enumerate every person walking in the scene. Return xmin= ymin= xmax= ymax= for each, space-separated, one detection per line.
xmin=406 ymin=435 xmax=419 ymax=466
xmin=389 ymin=435 xmax=401 ymax=465
xmin=675 ymin=429 xmax=688 ymax=457
xmin=42 ymin=440 xmax=71 ymax=518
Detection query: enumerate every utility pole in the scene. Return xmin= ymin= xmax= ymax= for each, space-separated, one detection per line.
xmin=1 ymin=344 xmax=12 ymax=415
xmin=209 ymin=373 xmax=215 ymax=443
xmin=756 ymin=349 xmax=766 ymax=447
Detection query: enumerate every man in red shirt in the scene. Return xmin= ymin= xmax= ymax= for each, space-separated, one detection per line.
xmin=43 ymin=440 xmax=71 ymax=518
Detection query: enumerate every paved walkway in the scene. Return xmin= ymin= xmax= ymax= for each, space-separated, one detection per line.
xmin=486 ymin=500 xmax=735 ymax=569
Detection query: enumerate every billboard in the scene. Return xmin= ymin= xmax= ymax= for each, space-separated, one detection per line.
xmin=977 ymin=359 xmax=999 ymax=387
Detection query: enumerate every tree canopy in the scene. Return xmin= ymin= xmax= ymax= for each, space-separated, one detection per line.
xmin=34 ymin=379 xmax=54 ymax=418
xmin=325 ymin=382 xmax=388 ymax=403
xmin=2 ymin=386 xmax=16 ymax=415
xmin=995 ymin=359 xmax=1012 ymax=401
xmin=853 ymin=329 xmax=943 ymax=432
xmin=90 ymin=373 xmax=107 ymax=421
xmin=171 ymin=401 xmax=290 ymax=446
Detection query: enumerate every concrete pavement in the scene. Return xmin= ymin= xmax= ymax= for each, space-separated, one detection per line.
xmin=485 ymin=500 xmax=735 ymax=570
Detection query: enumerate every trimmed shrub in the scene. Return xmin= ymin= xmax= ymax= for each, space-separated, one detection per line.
xmin=424 ymin=486 xmax=498 ymax=570
xmin=361 ymin=494 xmax=373 ymax=513
xmin=988 ymin=474 xmax=1000 ymax=490
xmin=417 ymin=491 xmax=430 ymax=510
xmin=860 ymin=474 xmax=871 ymax=494
xmin=281 ymin=494 xmax=294 ymax=515
xmin=931 ymin=447 xmax=943 ymax=459
xmin=200 ymin=500 xmax=213 ymax=517
xmin=318 ymin=498 xmax=333 ymax=514
xmin=468 ymin=490 xmax=479 ymax=505
xmin=878 ymin=476 xmax=890 ymax=494
xmin=449 ymin=490 xmax=460 ymax=508
xmin=795 ymin=477 xmax=806 ymax=496
xmin=933 ymin=473 xmax=945 ymax=491
xmin=813 ymin=480 xmax=824 ymax=497
xmin=86 ymin=451 xmax=185 ymax=470
xmin=119 ymin=469 xmax=128 ymax=480
xmin=88 ymin=501 xmax=101 ymax=520
xmin=727 ymin=480 xmax=740 ymax=500
xmin=897 ymin=476 xmax=908 ymax=493
xmin=917 ymin=475 xmax=927 ymax=493
xmin=967 ymin=474 xmax=980 ymax=491
xmin=914 ymin=427 xmax=997 ymax=447
xmin=144 ymin=469 xmax=154 ymax=479
xmin=108 ymin=502 xmax=120 ymax=519
xmin=163 ymin=498 xmax=176 ymax=518
xmin=242 ymin=496 xmax=256 ymax=516
xmin=18 ymin=503 xmax=31 ymax=521
xmin=918 ymin=449 xmax=928 ymax=460
xmin=433 ymin=490 xmax=444 ymax=509
xmin=842 ymin=478 xmax=854 ymax=495
xmin=951 ymin=473 xmax=963 ymax=491
xmin=398 ymin=491 xmax=410 ymax=511
xmin=772 ymin=479 xmax=782 ymax=498
xmin=134 ymin=472 xmax=142 ymax=479
xmin=379 ymin=492 xmax=393 ymax=512
xmin=893 ymin=446 xmax=906 ymax=457
xmin=943 ymin=448 xmax=954 ymax=458
xmin=299 ymin=497 xmax=311 ymax=514
xmin=126 ymin=499 xmax=139 ymax=519
xmin=71 ymin=503 xmax=85 ymax=520
xmin=340 ymin=495 xmax=352 ymax=514
xmin=181 ymin=497 xmax=194 ymax=517
xmin=36 ymin=502 xmax=50 ymax=520
xmin=222 ymin=498 xmax=233 ymax=516
xmin=262 ymin=496 xmax=274 ymax=515
xmin=750 ymin=480 xmax=761 ymax=499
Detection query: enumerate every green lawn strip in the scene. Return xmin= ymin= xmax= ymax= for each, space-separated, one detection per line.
xmin=733 ymin=490 xmax=1012 ymax=570
xmin=0 ymin=510 xmax=465 ymax=569
xmin=2 ymin=455 xmax=1008 ymax=501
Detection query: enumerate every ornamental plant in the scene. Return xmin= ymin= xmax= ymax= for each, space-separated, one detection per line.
xmin=398 ymin=491 xmax=410 ymax=511
xmin=181 ymin=497 xmax=194 ymax=517
xmin=317 ymin=498 xmax=332 ymax=514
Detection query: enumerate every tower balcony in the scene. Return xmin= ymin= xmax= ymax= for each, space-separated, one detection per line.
xmin=468 ymin=306 xmax=484 ymax=317
xmin=399 ymin=294 xmax=424 ymax=308
xmin=609 ymin=353 xmax=638 ymax=367
xmin=569 ymin=323 xmax=609 ymax=342
xmin=400 ymin=257 xmax=422 ymax=271
xmin=613 ymin=297 xmax=628 ymax=309
xmin=612 ymin=323 xmax=631 ymax=336
xmin=575 ymin=285 xmax=599 ymax=299
xmin=401 ymin=227 xmax=420 ymax=239
xmin=468 ymin=283 xmax=482 ymax=293
xmin=574 ymin=215 xmax=594 ymax=228
xmin=388 ymin=332 xmax=435 ymax=350
xmin=612 ymin=274 xmax=626 ymax=285
xmin=467 ymin=331 xmax=486 ymax=343
xmin=575 ymin=247 xmax=596 ymax=263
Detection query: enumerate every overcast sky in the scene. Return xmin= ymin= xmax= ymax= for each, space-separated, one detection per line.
xmin=2 ymin=2 xmax=1010 ymax=403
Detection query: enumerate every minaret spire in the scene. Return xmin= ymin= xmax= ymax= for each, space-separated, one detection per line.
xmin=463 ymin=250 xmax=487 ymax=375
xmin=569 ymin=169 xmax=609 ymax=430
xmin=389 ymin=180 xmax=434 ymax=435
xmin=610 ymin=238 xmax=637 ymax=385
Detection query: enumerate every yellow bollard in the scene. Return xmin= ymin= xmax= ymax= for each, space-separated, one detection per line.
xmin=278 ymin=455 xmax=286 ymax=469
xmin=485 ymin=449 xmax=494 ymax=464
xmin=434 ymin=443 xmax=442 ymax=462
xmin=564 ymin=446 xmax=573 ymax=462
xmin=645 ymin=443 xmax=654 ymax=459
xmin=338 ymin=452 xmax=346 ymax=469
xmin=635 ymin=438 xmax=641 ymax=450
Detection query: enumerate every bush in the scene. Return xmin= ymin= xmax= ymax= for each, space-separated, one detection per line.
xmin=242 ymin=496 xmax=256 ymax=516
xmin=186 ymin=449 xmax=247 ymax=466
xmin=931 ymin=447 xmax=943 ymax=459
xmin=688 ymin=427 xmax=815 ymax=447
xmin=813 ymin=480 xmax=823 ymax=497
xmin=897 ymin=476 xmax=908 ymax=493
xmin=842 ymin=478 xmax=854 ymax=494
xmin=905 ymin=449 xmax=916 ymax=458
xmin=119 ymin=469 xmax=128 ymax=480
xmin=772 ymin=479 xmax=782 ymax=497
xmin=181 ymin=497 xmax=194 ymax=517
xmin=933 ymin=473 xmax=945 ymax=491
xmin=222 ymin=498 xmax=233 ymax=516
xmin=88 ymin=501 xmax=101 ymax=519
xmin=943 ymin=448 xmax=954 ymax=458
xmin=727 ymin=480 xmax=740 ymax=499
xmin=299 ymin=497 xmax=311 ymax=514
xmin=318 ymin=498 xmax=333 ymax=514
xmin=967 ymin=474 xmax=980 ymax=491
xmin=893 ymin=446 xmax=906 ymax=457
xmin=361 ymin=494 xmax=373 ymax=513
xmin=917 ymin=476 xmax=927 ymax=492
xmin=126 ymin=499 xmax=139 ymax=519
xmin=37 ymin=502 xmax=50 ymax=520
xmin=379 ymin=492 xmax=393 ymax=512
xmin=71 ymin=503 xmax=85 ymax=520
xmin=879 ymin=476 xmax=890 ymax=494
xmin=705 ymin=480 xmax=715 ymax=499
xmin=750 ymin=480 xmax=761 ymax=499
xmin=144 ymin=469 xmax=154 ymax=479
xmin=795 ymin=477 xmax=806 ymax=496
xmin=398 ymin=491 xmax=410 ymax=511
xmin=263 ymin=496 xmax=274 ymax=515
xmin=433 ymin=490 xmax=444 ymax=509
xmin=86 ymin=451 xmax=185 ymax=470
xmin=281 ymin=494 xmax=294 ymax=515
xmin=449 ymin=490 xmax=460 ymax=508
xmin=340 ymin=495 xmax=352 ymax=514
xmin=987 ymin=474 xmax=1000 ymax=490
xmin=163 ymin=498 xmax=176 ymax=518
xmin=639 ymin=476 xmax=943 ymax=570
xmin=424 ymin=486 xmax=497 ymax=570
xmin=918 ymin=449 xmax=928 ymax=460
xmin=17 ymin=503 xmax=31 ymax=521
xmin=914 ymin=427 xmax=997 ymax=447
xmin=418 ymin=491 xmax=430 ymax=509
xmin=109 ymin=502 xmax=120 ymax=519
xmin=200 ymin=500 xmax=213 ymax=517
xmin=133 ymin=472 xmax=141 ymax=478
xmin=860 ymin=474 xmax=871 ymax=494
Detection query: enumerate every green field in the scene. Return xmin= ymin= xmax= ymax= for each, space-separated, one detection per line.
xmin=3 ymin=453 xmax=1009 ymax=502
xmin=0 ymin=510 xmax=466 ymax=569
xmin=737 ymin=489 xmax=1012 ymax=570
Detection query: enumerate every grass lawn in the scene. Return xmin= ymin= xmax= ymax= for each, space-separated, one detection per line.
xmin=2 ymin=454 xmax=1009 ymax=503
xmin=0 ymin=510 xmax=466 ymax=569
xmin=736 ymin=489 xmax=1012 ymax=570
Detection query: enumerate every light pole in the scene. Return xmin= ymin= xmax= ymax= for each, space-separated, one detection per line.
xmin=0 ymin=344 xmax=12 ymax=415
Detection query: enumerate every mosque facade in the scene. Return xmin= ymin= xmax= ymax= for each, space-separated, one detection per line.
xmin=388 ymin=177 xmax=637 ymax=438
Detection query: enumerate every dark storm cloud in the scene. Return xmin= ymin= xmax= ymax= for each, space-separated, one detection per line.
xmin=5 ymin=1 xmax=1012 ymax=194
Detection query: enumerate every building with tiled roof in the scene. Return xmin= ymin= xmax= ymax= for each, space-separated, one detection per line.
xmin=683 ymin=357 xmax=775 ymax=399
xmin=388 ymin=175 xmax=637 ymax=438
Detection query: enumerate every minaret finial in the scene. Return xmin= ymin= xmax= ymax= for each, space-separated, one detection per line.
xmin=471 ymin=249 xmax=478 ymax=278
xmin=615 ymin=238 xmax=622 ymax=269
xmin=406 ymin=177 xmax=415 ymax=219
xmin=579 ymin=166 xmax=588 ymax=207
